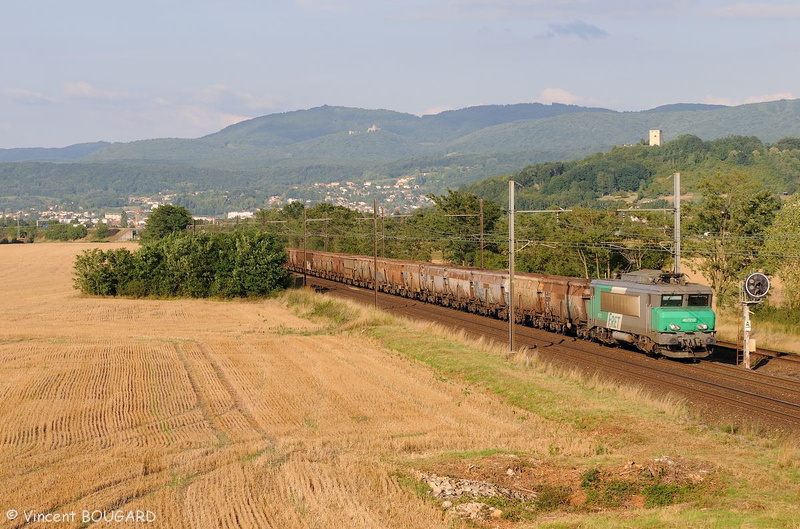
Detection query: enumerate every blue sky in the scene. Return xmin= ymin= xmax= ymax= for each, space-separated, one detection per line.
xmin=1 ymin=0 xmax=798 ymax=148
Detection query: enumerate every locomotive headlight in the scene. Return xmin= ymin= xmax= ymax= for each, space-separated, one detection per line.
xmin=697 ymin=323 xmax=708 ymax=330
xmin=669 ymin=324 xmax=681 ymax=331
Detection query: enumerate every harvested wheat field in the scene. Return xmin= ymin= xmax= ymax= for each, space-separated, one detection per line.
xmin=1 ymin=243 xmax=799 ymax=529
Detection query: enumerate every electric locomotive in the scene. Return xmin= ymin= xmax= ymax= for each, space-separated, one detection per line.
xmin=584 ymin=270 xmax=716 ymax=359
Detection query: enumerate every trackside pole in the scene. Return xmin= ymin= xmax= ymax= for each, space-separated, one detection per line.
xmin=480 ymin=199 xmax=485 ymax=269
xmin=373 ymin=200 xmax=378 ymax=308
xmin=508 ymin=181 xmax=515 ymax=353
xmin=674 ymin=172 xmax=681 ymax=275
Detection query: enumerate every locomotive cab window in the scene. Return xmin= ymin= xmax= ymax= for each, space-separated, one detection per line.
xmin=661 ymin=294 xmax=683 ymax=307
xmin=688 ymin=294 xmax=711 ymax=307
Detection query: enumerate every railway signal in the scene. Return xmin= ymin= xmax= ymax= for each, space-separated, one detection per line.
xmin=740 ymin=273 xmax=771 ymax=369
xmin=744 ymin=272 xmax=770 ymax=299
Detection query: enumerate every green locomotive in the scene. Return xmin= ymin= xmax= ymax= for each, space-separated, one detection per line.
xmin=584 ymin=270 xmax=716 ymax=359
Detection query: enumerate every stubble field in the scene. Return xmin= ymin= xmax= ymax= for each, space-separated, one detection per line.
xmin=0 ymin=243 xmax=555 ymax=528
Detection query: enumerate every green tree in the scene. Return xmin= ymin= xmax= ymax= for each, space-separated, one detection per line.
xmin=95 ymin=222 xmax=111 ymax=240
xmin=282 ymin=201 xmax=305 ymax=220
xmin=513 ymin=212 xmax=587 ymax=277
xmin=684 ymin=171 xmax=780 ymax=305
xmin=427 ymin=189 xmax=503 ymax=266
xmin=304 ymin=203 xmax=372 ymax=255
xmin=548 ymin=208 xmax=617 ymax=279
xmin=762 ymin=197 xmax=800 ymax=308
xmin=511 ymin=208 xmax=670 ymax=278
xmin=141 ymin=205 xmax=193 ymax=242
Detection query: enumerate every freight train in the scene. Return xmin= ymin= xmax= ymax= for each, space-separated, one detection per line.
xmin=286 ymin=249 xmax=716 ymax=359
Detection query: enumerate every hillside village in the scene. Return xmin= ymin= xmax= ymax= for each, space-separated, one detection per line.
xmin=4 ymin=172 xmax=437 ymax=232
xmin=291 ymin=175 xmax=434 ymax=213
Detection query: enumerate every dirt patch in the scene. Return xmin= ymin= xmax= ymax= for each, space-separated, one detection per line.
xmin=411 ymin=453 xmax=718 ymax=523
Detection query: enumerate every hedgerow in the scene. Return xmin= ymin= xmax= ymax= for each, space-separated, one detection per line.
xmin=73 ymin=231 xmax=290 ymax=298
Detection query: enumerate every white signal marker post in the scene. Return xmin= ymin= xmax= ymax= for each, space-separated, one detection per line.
xmin=742 ymin=304 xmax=753 ymax=370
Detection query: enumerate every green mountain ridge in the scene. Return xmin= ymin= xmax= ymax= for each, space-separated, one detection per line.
xmin=2 ymin=100 xmax=800 ymax=213
xmin=0 ymin=142 xmax=110 ymax=163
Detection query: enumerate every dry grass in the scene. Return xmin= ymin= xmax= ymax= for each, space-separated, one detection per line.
xmin=716 ymin=311 xmax=800 ymax=354
xmin=400 ymin=318 xmax=692 ymax=422
xmin=286 ymin=287 xmax=800 ymax=528
xmin=2 ymin=244 xmax=800 ymax=528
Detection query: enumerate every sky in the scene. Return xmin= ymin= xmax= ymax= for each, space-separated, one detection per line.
xmin=1 ymin=0 xmax=798 ymax=148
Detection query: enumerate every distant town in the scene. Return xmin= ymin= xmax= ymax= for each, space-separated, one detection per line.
xmin=3 ymin=175 xmax=436 ymax=228
xmin=290 ymin=176 xmax=434 ymax=213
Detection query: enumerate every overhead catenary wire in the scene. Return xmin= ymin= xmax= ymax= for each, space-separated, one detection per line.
xmin=262 ymin=207 xmax=800 ymax=261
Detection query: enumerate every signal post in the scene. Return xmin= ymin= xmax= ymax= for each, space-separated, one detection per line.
xmin=741 ymin=273 xmax=770 ymax=369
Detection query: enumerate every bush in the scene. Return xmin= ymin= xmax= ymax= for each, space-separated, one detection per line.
xmin=46 ymin=223 xmax=87 ymax=241
xmin=95 ymin=223 xmax=111 ymax=240
xmin=643 ymin=483 xmax=687 ymax=507
xmin=73 ymin=231 xmax=290 ymax=298
xmin=534 ymin=485 xmax=571 ymax=511
xmin=73 ymin=249 xmax=114 ymax=295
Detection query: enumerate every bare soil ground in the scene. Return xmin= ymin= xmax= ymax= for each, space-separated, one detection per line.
xmin=0 ymin=243 xmax=555 ymax=528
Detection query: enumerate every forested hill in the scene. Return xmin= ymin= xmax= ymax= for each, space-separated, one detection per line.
xmin=463 ymin=135 xmax=800 ymax=210
xmin=2 ymin=99 xmax=800 ymax=212
xmin=0 ymin=142 xmax=109 ymax=162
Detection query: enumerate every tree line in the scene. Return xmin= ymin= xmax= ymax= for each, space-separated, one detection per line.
xmin=255 ymin=172 xmax=794 ymax=310
xmin=72 ymin=159 xmax=798 ymax=311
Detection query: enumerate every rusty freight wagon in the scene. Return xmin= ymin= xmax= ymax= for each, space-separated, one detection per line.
xmin=286 ymin=248 xmax=590 ymax=334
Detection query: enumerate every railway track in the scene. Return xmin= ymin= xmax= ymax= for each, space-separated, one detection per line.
xmin=302 ymin=276 xmax=800 ymax=432
xmin=713 ymin=340 xmax=800 ymax=368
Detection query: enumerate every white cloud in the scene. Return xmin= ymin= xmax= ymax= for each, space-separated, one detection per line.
xmin=127 ymin=86 xmax=280 ymax=139
xmin=417 ymin=105 xmax=454 ymax=116
xmin=175 ymin=106 xmax=252 ymax=133
xmin=294 ymin=0 xmax=352 ymax=12
xmin=542 ymin=20 xmax=608 ymax=39
xmin=63 ymin=81 xmax=129 ymax=101
xmin=708 ymin=2 xmax=800 ymax=19
xmin=192 ymin=84 xmax=283 ymax=112
xmin=0 ymin=82 xmax=285 ymax=145
xmin=2 ymin=88 xmax=53 ymax=105
xmin=705 ymin=92 xmax=795 ymax=106
xmin=410 ymin=0 xmax=693 ymax=20
xmin=540 ymin=87 xmax=586 ymax=105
